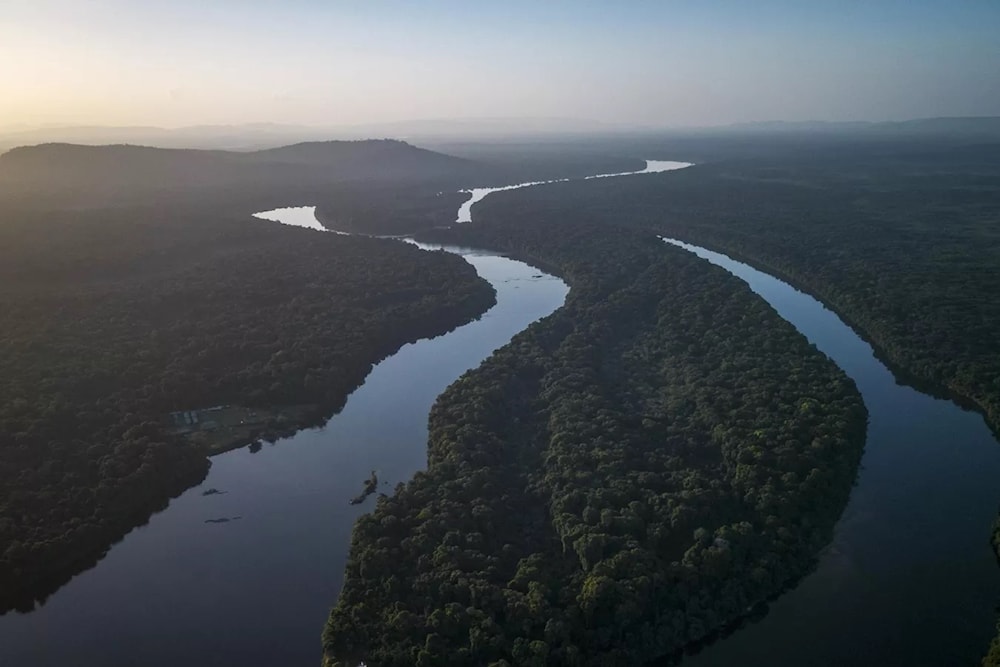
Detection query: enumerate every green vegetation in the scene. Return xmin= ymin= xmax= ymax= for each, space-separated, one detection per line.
xmin=0 ymin=204 xmax=495 ymax=613
xmin=322 ymin=220 xmax=866 ymax=666
xmin=467 ymin=135 xmax=1000 ymax=662
xmin=0 ymin=138 xmax=644 ymax=614
xmin=474 ymin=138 xmax=1000 ymax=435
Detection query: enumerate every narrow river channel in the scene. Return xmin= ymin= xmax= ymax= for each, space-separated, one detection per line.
xmin=2 ymin=160 xmax=997 ymax=667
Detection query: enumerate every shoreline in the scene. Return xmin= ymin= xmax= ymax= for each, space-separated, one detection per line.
xmin=1 ymin=275 xmax=498 ymax=617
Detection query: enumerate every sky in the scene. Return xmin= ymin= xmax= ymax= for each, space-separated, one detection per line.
xmin=1 ymin=0 xmax=999 ymax=129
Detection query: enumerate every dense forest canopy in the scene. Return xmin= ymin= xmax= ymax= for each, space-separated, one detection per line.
xmin=460 ymin=135 xmax=1000 ymax=663
xmin=470 ymin=137 xmax=1000 ymax=437
xmin=6 ymin=129 xmax=996 ymax=662
xmin=0 ymin=203 xmax=495 ymax=612
xmin=322 ymin=219 xmax=867 ymax=666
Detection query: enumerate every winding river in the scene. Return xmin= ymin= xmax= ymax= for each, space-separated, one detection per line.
xmin=455 ymin=160 xmax=692 ymax=223
xmin=2 ymin=161 xmax=998 ymax=667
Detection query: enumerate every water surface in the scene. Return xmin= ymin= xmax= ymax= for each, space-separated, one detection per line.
xmin=455 ymin=159 xmax=692 ymax=223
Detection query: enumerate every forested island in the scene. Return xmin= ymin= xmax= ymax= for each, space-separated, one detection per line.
xmin=461 ymin=134 xmax=1000 ymax=662
xmin=322 ymin=220 xmax=867 ymax=666
xmin=0 ymin=203 xmax=495 ymax=613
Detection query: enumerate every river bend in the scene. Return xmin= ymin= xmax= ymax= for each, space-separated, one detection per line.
xmin=663 ymin=238 xmax=1000 ymax=667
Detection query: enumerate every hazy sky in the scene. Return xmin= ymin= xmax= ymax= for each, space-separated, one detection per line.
xmin=2 ymin=0 xmax=999 ymax=129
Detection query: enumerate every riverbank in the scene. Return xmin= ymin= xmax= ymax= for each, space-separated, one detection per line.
xmin=323 ymin=219 xmax=867 ymax=666
xmin=656 ymin=231 xmax=1000 ymax=442
xmin=0 ymin=213 xmax=498 ymax=618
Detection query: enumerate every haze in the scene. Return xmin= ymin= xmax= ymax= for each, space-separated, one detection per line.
xmin=2 ymin=0 xmax=1000 ymax=130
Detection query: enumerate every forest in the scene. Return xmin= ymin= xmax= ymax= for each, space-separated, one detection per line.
xmin=5 ymin=132 xmax=995 ymax=662
xmin=469 ymin=137 xmax=1000 ymax=438
xmin=0 ymin=202 xmax=495 ymax=613
xmin=0 ymin=137 xmax=646 ymax=614
xmin=322 ymin=219 xmax=867 ymax=666
xmin=463 ymin=135 xmax=1000 ymax=663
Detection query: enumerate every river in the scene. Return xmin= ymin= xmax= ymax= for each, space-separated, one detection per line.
xmin=455 ymin=159 xmax=692 ymax=223
xmin=0 ymin=210 xmax=567 ymax=666
xmin=3 ymin=162 xmax=998 ymax=667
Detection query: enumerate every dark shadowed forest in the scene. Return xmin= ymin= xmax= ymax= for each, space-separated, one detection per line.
xmin=451 ymin=135 xmax=1000 ymax=664
xmin=0 ymin=202 xmax=494 ymax=612
xmin=0 ymin=138 xmax=643 ymax=614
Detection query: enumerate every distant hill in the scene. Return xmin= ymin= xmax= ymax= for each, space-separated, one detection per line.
xmin=339 ymin=116 xmax=627 ymax=139
xmin=6 ymin=116 xmax=998 ymax=158
xmin=253 ymin=140 xmax=474 ymax=178
xmin=0 ymin=139 xmax=479 ymax=205
xmin=0 ymin=144 xmax=244 ymax=191
xmin=0 ymin=117 xmax=627 ymax=153
xmin=876 ymin=116 xmax=1000 ymax=135
xmin=716 ymin=116 xmax=1000 ymax=137
xmin=0 ymin=123 xmax=329 ymax=152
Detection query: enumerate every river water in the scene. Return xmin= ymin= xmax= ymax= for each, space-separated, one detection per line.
xmin=455 ymin=159 xmax=692 ymax=223
xmin=3 ymin=162 xmax=997 ymax=667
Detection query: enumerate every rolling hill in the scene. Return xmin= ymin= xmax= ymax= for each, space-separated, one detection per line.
xmin=0 ymin=139 xmax=480 ymax=207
